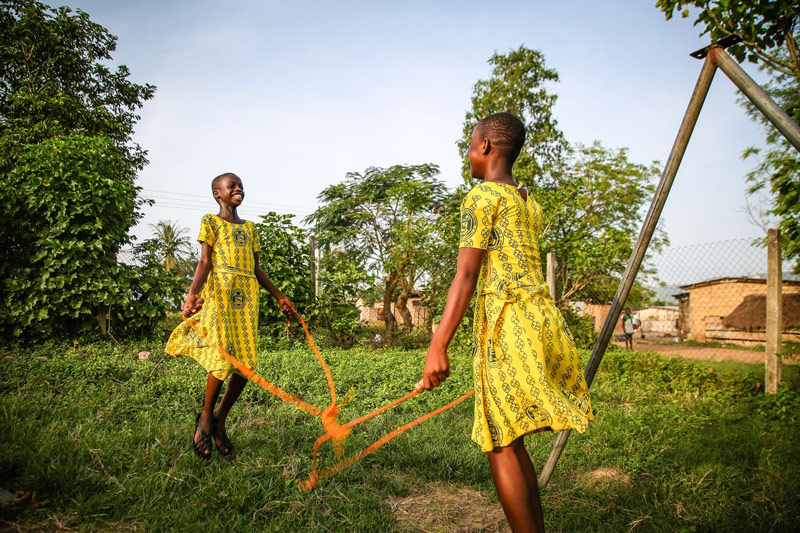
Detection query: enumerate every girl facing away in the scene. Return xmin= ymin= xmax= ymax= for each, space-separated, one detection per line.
xmin=422 ymin=113 xmax=593 ymax=532
xmin=166 ymin=172 xmax=297 ymax=460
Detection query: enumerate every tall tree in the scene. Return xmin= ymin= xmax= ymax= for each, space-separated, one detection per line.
xmin=457 ymin=47 xmax=666 ymax=304
xmin=657 ymin=1 xmax=800 ymax=270
xmin=457 ymin=46 xmax=567 ymax=185
xmin=149 ymin=220 xmax=192 ymax=272
xmin=0 ymin=1 xmax=155 ymax=336
xmin=306 ymin=164 xmax=447 ymax=345
xmin=539 ymin=143 xmax=665 ymax=302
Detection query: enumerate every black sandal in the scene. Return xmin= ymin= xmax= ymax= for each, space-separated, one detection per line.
xmin=192 ymin=413 xmax=213 ymax=461
xmin=215 ymin=426 xmax=234 ymax=459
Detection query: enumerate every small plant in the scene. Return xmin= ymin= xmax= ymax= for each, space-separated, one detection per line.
xmin=756 ymin=386 xmax=800 ymax=422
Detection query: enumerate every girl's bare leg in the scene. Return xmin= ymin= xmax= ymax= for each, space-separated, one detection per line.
xmin=213 ymin=373 xmax=248 ymax=448
xmin=195 ymin=373 xmax=224 ymax=456
xmin=487 ymin=436 xmax=545 ymax=533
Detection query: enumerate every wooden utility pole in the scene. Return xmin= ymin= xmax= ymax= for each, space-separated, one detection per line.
xmin=309 ymin=236 xmax=317 ymax=297
xmin=765 ymin=228 xmax=782 ymax=394
xmin=546 ymin=253 xmax=556 ymax=302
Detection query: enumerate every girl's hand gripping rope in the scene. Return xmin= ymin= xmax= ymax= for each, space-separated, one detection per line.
xmin=422 ymin=343 xmax=451 ymax=391
xmin=182 ymin=294 xmax=205 ymax=318
xmin=278 ymin=296 xmax=298 ymax=319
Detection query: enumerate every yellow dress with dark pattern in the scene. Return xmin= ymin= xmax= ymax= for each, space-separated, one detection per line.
xmin=166 ymin=214 xmax=260 ymax=380
xmin=460 ymin=182 xmax=593 ymax=452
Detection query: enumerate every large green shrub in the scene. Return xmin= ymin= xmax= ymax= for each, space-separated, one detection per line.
xmin=0 ymin=1 xmax=156 ymax=339
xmin=253 ymin=212 xmax=315 ymax=340
xmin=315 ymin=250 xmax=371 ymax=348
xmin=1 ymin=136 xmax=149 ymax=337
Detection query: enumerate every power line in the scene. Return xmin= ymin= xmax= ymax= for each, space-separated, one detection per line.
xmin=142 ymin=200 xmax=282 ymax=219
xmin=141 ymin=197 xmax=313 ymax=218
xmin=141 ymin=187 xmax=315 ymax=212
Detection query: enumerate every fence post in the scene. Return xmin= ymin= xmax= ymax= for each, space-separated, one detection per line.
xmin=546 ymin=252 xmax=556 ymax=301
xmin=309 ymin=235 xmax=317 ymax=297
xmin=765 ymin=228 xmax=782 ymax=394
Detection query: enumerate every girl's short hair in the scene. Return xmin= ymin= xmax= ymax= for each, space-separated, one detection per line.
xmin=211 ymin=172 xmax=240 ymax=191
xmin=477 ymin=112 xmax=526 ymax=161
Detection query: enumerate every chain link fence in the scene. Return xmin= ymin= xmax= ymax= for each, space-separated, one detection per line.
xmin=572 ymin=237 xmax=800 ymax=364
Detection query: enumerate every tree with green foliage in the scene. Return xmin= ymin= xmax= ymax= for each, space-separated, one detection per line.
xmin=148 ymin=220 xmax=192 ymax=272
xmin=540 ymin=142 xmax=665 ymax=302
xmin=457 ymin=46 xmax=566 ymax=184
xmin=306 ymin=164 xmax=447 ymax=345
xmin=314 ymin=250 xmax=372 ymax=348
xmin=0 ymin=1 xmax=156 ymax=337
xmin=2 ymin=136 xmax=182 ymax=337
xmin=457 ymin=47 xmax=666 ymax=306
xmin=657 ymin=1 xmax=800 ymax=271
xmin=253 ymin=212 xmax=316 ymax=340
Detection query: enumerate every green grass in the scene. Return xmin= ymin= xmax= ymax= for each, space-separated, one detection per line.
xmin=1 ymin=338 xmax=799 ymax=532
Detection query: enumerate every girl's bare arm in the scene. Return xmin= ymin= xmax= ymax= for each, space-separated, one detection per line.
xmin=183 ymin=242 xmax=213 ymax=317
xmin=422 ymin=247 xmax=484 ymax=390
xmin=254 ymin=253 xmax=297 ymax=317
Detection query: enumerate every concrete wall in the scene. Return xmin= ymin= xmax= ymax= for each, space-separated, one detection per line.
xmin=572 ymin=302 xmax=624 ymax=335
xmin=359 ymin=296 xmax=430 ymax=328
xmin=682 ymin=279 xmax=800 ymax=342
xmin=637 ymin=306 xmax=679 ymax=338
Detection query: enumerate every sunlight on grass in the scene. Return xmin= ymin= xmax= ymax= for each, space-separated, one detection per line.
xmin=1 ymin=341 xmax=799 ymax=531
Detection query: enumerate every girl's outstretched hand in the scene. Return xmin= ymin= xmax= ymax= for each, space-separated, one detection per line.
xmin=423 ymin=343 xmax=451 ymax=391
xmin=182 ymin=294 xmax=204 ymax=318
xmin=278 ymin=296 xmax=298 ymax=319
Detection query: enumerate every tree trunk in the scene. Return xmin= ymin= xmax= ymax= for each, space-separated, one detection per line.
xmin=382 ymin=273 xmax=398 ymax=346
xmin=395 ymin=286 xmax=414 ymax=331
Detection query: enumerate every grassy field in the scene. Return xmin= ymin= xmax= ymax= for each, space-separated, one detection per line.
xmin=1 ymin=335 xmax=799 ymax=532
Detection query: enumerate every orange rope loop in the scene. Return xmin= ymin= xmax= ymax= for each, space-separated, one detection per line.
xmin=179 ymin=312 xmax=473 ymax=490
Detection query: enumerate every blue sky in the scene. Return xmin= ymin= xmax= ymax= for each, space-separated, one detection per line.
xmin=60 ymin=0 xmax=772 ymax=248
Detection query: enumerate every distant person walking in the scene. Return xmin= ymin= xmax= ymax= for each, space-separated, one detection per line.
xmin=623 ymin=308 xmax=636 ymax=349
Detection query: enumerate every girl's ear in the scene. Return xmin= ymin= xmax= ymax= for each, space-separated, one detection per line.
xmin=481 ymin=139 xmax=491 ymax=156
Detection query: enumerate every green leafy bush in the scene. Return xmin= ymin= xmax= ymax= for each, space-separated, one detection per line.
xmin=254 ymin=212 xmax=315 ymax=341
xmin=315 ymin=250 xmax=371 ymax=348
xmin=756 ymin=386 xmax=800 ymax=422
xmin=560 ymin=305 xmax=598 ymax=350
xmin=0 ymin=2 xmax=156 ymax=340
xmin=1 ymin=136 xmax=147 ymax=338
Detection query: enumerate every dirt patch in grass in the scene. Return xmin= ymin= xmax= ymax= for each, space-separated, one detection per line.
xmin=387 ymin=482 xmax=509 ymax=533
xmin=584 ymin=468 xmax=632 ymax=488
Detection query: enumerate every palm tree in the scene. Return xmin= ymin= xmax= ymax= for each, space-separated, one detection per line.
xmin=150 ymin=220 xmax=192 ymax=271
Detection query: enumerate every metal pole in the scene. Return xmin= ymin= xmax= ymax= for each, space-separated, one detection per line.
xmin=539 ymin=54 xmax=719 ymax=488
xmin=709 ymin=47 xmax=800 ymax=153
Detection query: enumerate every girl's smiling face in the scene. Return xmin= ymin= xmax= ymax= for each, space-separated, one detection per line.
xmin=214 ymin=175 xmax=245 ymax=206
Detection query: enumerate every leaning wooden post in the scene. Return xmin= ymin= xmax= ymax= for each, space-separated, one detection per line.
xmin=538 ymin=48 xmax=719 ymax=489
xmin=546 ymin=252 xmax=557 ymax=302
xmin=765 ymin=228 xmax=782 ymax=394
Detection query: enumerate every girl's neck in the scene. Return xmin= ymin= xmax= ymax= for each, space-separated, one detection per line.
xmin=217 ymin=206 xmax=243 ymax=223
xmin=483 ymin=173 xmax=517 ymax=187
xmin=481 ymin=159 xmax=516 ymax=186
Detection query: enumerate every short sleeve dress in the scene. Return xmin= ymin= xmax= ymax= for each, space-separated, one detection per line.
xmin=165 ymin=214 xmax=260 ymax=380
xmin=460 ymin=182 xmax=593 ymax=452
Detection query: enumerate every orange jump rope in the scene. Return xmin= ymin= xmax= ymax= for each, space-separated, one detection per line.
xmin=182 ymin=314 xmax=474 ymax=490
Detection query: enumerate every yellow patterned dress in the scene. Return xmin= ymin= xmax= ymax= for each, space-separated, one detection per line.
xmin=460 ymin=182 xmax=593 ymax=452
xmin=166 ymin=214 xmax=260 ymax=380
